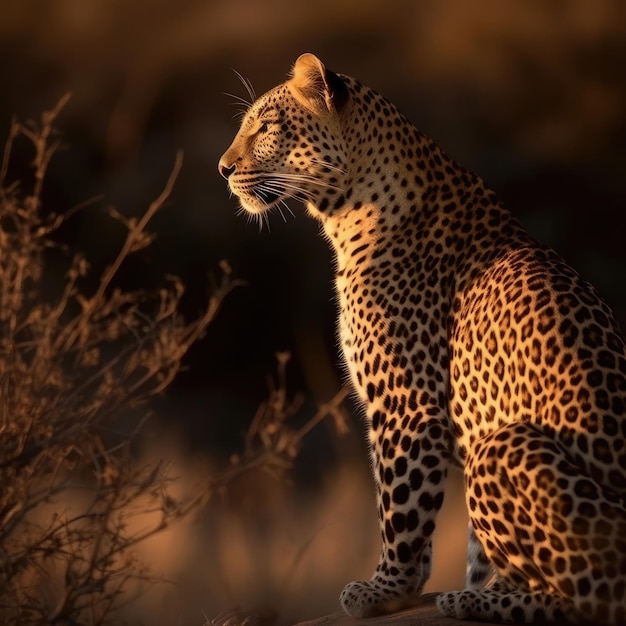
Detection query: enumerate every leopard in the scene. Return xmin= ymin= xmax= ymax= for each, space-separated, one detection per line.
xmin=218 ymin=53 xmax=626 ymax=624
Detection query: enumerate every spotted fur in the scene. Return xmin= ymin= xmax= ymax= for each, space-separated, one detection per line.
xmin=218 ymin=53 xmax=626 ymax=624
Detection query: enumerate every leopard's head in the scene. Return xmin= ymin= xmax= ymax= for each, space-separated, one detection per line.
xmin=218 ymin=54 xmax=350 ymax=222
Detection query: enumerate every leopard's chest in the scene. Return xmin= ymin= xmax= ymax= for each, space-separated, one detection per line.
xmin=335 ymin=273 xmax=384 ymax=405
xmin=334 ymin=262 xmax=450 ymax=418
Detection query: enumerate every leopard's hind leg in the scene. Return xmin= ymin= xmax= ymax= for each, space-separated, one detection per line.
xmin=465 ymin=523 xmax=496 ymax=588
xmin=437 ymin=422 xmax=626 ymax=625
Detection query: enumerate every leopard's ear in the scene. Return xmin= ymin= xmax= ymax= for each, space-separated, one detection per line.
xmin=290 ymin=53 xmax=348 ymax=112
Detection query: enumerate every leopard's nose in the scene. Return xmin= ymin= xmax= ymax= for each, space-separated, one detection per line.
xmin=218 ymin=162 xmax=235 ymax=180
xmin=218 ymin=154 xmax=238 ymax=179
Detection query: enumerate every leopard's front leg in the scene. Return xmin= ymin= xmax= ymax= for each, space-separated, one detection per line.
xmin=340 ymin=412 xmax=452 ymax=618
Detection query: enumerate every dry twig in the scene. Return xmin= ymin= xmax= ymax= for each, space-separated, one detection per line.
xmin=0 ymin=97 xmax=239 ymax=625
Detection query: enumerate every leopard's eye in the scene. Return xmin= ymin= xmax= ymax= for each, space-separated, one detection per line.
xmin=257 ymin=119 xmax=280 ymax=134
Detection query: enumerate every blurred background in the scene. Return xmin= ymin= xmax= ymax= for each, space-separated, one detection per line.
xmin=2 ymin=0 xmax=625 ymax=623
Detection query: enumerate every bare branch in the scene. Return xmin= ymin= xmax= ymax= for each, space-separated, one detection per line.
xmin=0 ymin=103 xmax=239 ymax=625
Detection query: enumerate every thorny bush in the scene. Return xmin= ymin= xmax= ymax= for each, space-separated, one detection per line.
xmin=0 ymin=96 xmax=240 ymax=625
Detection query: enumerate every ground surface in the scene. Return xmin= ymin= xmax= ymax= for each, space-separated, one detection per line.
xmin=294 ymin=593 xmax=492 ymax=626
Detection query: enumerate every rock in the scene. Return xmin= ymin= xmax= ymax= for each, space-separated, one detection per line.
xmin=292 ymin=593 xmax=492 ymax=626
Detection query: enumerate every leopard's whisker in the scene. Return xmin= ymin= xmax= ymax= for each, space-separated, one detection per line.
xmin=256 ymin=179 xmax=310 ymax=199
xmin=260 ymin=173 xmax=344 ymax=193
xmin=276 ymin=203 xmax=287 ymax=223
xmin=222 ymin=91 xmax=253 ymax=110
xmin=309 ymin=157 xmax=347 ymax=175
xmin=231 ymin=69 xmax=257 ymax=103
xmin=257 ymin=179 xmax=317 ymax=201
xmin=279 ymin=199 xmax=296 ymax=218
